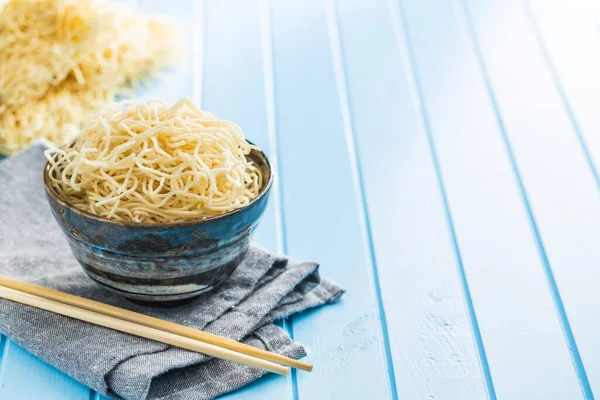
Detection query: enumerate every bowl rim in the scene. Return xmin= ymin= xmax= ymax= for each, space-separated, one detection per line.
xmin=43 ymin=143 xmax=274 ymax=228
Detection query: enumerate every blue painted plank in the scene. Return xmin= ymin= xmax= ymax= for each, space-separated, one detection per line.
xmin=202 ymin=0 xmax=281 ymax=255
xmin=136 ymin=0 xmax=197 ymax=103
xmin=524 ymin=0 xmax=600 ymax=188
xmin=393 ymin=0 xmax=585 ymax=398
xmin=0 ymin=340 xmax=89 ymax=400
xmin=202 ymin=0 xmax=290 ymax=398
xmin=333 ymin=0 xmax=487 ymax=398
xmin=461 ymin=0 xmax=600 ymax=397
xmin=268 ymin=0 xmax=393 ymax=398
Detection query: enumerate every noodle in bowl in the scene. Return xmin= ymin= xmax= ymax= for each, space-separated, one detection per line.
xmin=43 ymin=98 xmax=273 ymax=304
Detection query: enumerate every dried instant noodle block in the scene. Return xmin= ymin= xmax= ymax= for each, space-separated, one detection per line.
xmin=0 ymin=0 xmax=184 ymax=155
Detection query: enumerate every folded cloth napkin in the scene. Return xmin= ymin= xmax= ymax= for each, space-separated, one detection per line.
xmin=0 ymin=141 xmax=344 ymax=400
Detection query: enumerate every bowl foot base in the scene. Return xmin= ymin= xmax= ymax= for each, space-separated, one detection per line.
xmin=125 ymin=296 xmax=201 ymax=308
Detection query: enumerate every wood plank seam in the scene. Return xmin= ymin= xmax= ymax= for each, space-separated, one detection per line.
xmin=458 ymin=0 xmax=594 ymax=397
xmin=325 ymin=0 xmax=399 ymax=398
xmin=388 ymin=0 xmax=498 ymax=398
xmin=258 ymin=1 xmax=298 ymax=398
xmin=0 ymin=336 xmax=8 ymax=387
xmin=193 ymin=0 xmax=206 ymax=107
xmin=258 ymin=0 xmax=285 ymax=260
xmin=583 ymin=0 xmax=600 ymax=35
xmin=520 ymin=0 xmax=600 ymax=191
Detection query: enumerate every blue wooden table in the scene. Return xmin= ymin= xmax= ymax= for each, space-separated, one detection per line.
xmin=2 ymin=0 xmax=600 ymax=398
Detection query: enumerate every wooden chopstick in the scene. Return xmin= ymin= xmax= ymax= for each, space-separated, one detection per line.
xmin=0 ymin=284 xmax=289 ymax=375
xmin=0 ymin=276 xmax=312 ymax=372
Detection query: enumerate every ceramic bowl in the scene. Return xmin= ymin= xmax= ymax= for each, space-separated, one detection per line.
xmin=43 ymin=146 xmax=273 ymax=305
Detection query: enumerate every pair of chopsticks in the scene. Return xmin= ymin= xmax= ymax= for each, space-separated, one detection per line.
xmin=0 ymin=276 xmax=312 ymax=376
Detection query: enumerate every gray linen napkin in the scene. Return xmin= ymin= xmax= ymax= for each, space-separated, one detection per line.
xmin=0 ymin=141 xmax=344 ymax=400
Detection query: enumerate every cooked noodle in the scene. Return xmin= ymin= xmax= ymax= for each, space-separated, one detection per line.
xmin=45 ymin=98 xmax=263 ymax=223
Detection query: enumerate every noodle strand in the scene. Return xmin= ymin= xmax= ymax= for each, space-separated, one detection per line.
xmin=45 ymin=98 xmax=263 ymax=223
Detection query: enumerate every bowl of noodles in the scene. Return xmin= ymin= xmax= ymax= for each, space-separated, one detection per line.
xmin=43 ymin=98 xmax=273 ymax=305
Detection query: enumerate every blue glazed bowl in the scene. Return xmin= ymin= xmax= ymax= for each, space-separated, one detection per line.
xmin=43 ymin=146 xmax=273 ymax=305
